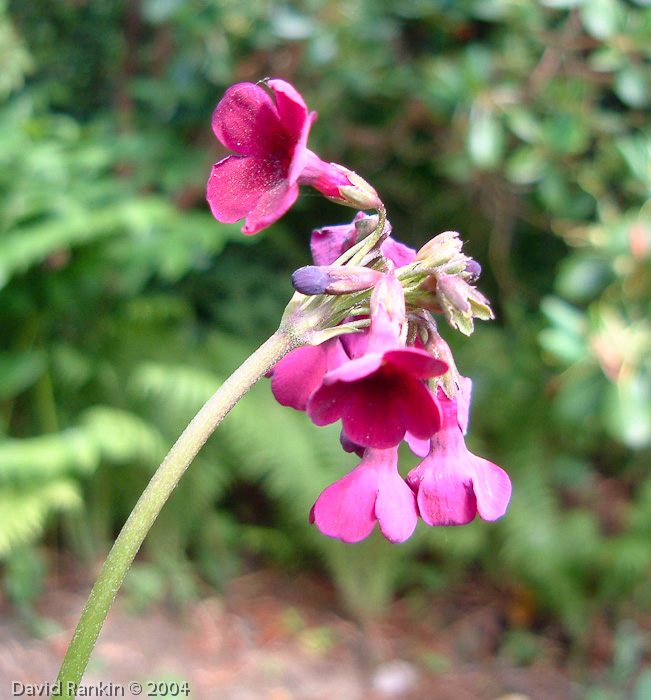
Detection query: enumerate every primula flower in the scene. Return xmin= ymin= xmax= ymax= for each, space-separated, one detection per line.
xmin=407 ymin=385 xmax=511 ymax=526
xmin=310 ymin=447 xmax=418 ymax=543
xmin=207 ymin=80 xmax=380 ymax=235
xmin=307 ymin=276 xmax=447 ymax=448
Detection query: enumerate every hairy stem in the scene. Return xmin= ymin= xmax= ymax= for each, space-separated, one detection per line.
xmin=52 ymin=329 xmax=299 ymax=699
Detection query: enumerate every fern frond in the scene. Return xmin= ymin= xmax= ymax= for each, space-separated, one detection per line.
xmin=80 ymin=406 xmax=166 ymax=467
xmin=0 ymin=479 xmax=81 ymax=559
xmin=0 ymin=429 xmax=98 ymax=481
xmin=129 ymin=363 xmax=221 ymax=423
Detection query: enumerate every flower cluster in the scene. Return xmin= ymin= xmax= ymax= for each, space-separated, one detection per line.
xmin=208 ymin=79 xmax=512 ymax=543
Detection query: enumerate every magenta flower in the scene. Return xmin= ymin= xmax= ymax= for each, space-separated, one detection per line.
xmin=310 ymin=447 xmax=418 ymax=543
xmin=407 ymin=387 xmax=512 ymax=526
xmin=207 ymin=80 xmax=379 ymax=235
xmin=306 ymin=276 xmax=447 ymax=449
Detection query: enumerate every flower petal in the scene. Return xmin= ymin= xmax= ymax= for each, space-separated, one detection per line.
xmin=311 ymin=463 xmax=379 ymax=543
xmin=380 ymin=237 xmax=416 ymax=267
xmin=339 ymin=429 xmax=365 ymax=457
xmin=409 ymin=461 xmax=477 ymax=526
xmin=470 ymin=457 xmax=512 ymax=521
xmin=456 ymin=376 xmax=473 ymax=435
xmin=271 ymin=340 xmax=347 ymax=411
xmin=340 ymin=326 xmax=370 ymax=359
xmin=306 ymin=381 xmax=347 ymax=426
xmin=212 ymin=83 xmax=285 ymax=157
xmin=310 ymin=216 xmax=361 ymax=266
xmin=375 ymin=466 xmax=418 ymax=543
xmin=322 ymin=353 xmax=384 ymax=384
xmin=341 ymin=377 xmax=407 ymax=448
xmin=404 ymin=432 xmax=431 ymax=458
xmin=268 ymin=79 xmax=311 ymax=144
xmin=207 ymin=155 xmax=285 ymax=225
xmin=397 ymin=377 xmax=441 ymax=439
xmin=271 ymin=346 xmax=327 ymax=411
xmin=242 ymin=179 xmax=299 ymax=235
xmin=384 ymin=348 xmax=448 ymax=379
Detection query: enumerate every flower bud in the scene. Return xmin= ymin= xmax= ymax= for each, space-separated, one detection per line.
xmin=422 ymin=328 xmax=465 ymax=401
xmin=436 ymin=273 xmax=471 ymax=314
xmin=414 ymin=231 xmax=464 ymax=267
xmin=463 ymin=259 xmax=482 ymax=282
xmin=292 ymin=265 xmax=383 ymax=295
xmin=334 ymin=167 xmax=383 ymax=211
xmin=434 ymin=272 xmax=494 ymax=336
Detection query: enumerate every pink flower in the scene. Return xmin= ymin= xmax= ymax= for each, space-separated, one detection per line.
xmin=207 ymin=80 xmax=379 ymax=235
xmin=310 ymin=447 xmax=418 ymax=543
xmin=306 ymin=276 xmax=447 ymax=449
xmin=407 ymin=386 xmax=512 ymax=526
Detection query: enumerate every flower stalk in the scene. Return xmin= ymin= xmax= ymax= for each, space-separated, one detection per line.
xmin=51 ymin=329 xmax=300 ymax=700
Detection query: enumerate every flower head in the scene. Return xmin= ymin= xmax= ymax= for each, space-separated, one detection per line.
xmin=207 ymin=80 xmax=380 ymax=235
xmin=310 ymin=447 xmax=418 ymax=543
xmin=407 ymin=384 xmax=511 ymax=526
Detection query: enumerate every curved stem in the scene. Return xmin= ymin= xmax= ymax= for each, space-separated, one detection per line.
xmin=52 ymin=329 xmax=299 ymax=699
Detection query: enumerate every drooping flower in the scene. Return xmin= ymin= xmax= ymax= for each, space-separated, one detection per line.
xmin=207 ymin=80 xmax=380 ymax=235
xmin=307 ymin=276 xmax=447 ymax=448
xmin=406 ymin=384 xmax=511 ymax=526
xmin=310 ymin=446 xmax=418 ymax=543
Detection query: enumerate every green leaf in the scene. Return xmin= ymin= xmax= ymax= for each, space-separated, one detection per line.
xmin=467 ymin=105 xmax=504 ymax=169
xmin=505 ymin=146 xmax=546 ymax=185
xmin=554 ymin=256 xmax=614 ymax=303
xmin=542 ymin=113 xmax=590 ymax=155
xmin=580 ymin=0 xmax=623 ymax=40
xmin=0 ymin=430 xmax=99 ymax=481
xmin=603 ymin=373 xmax=651 ymax=449
xmin=634 ymin=669 xmax=651 ymax=700
xmin=615 ymin=66 xmax=651 ymax=109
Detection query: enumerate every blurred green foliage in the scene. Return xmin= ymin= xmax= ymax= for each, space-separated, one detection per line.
xmin=1 ymin=0 xmax=650 ymax=663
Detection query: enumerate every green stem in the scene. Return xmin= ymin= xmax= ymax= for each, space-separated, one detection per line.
xmin=52 ymin=329 xmax=299 ymax=699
